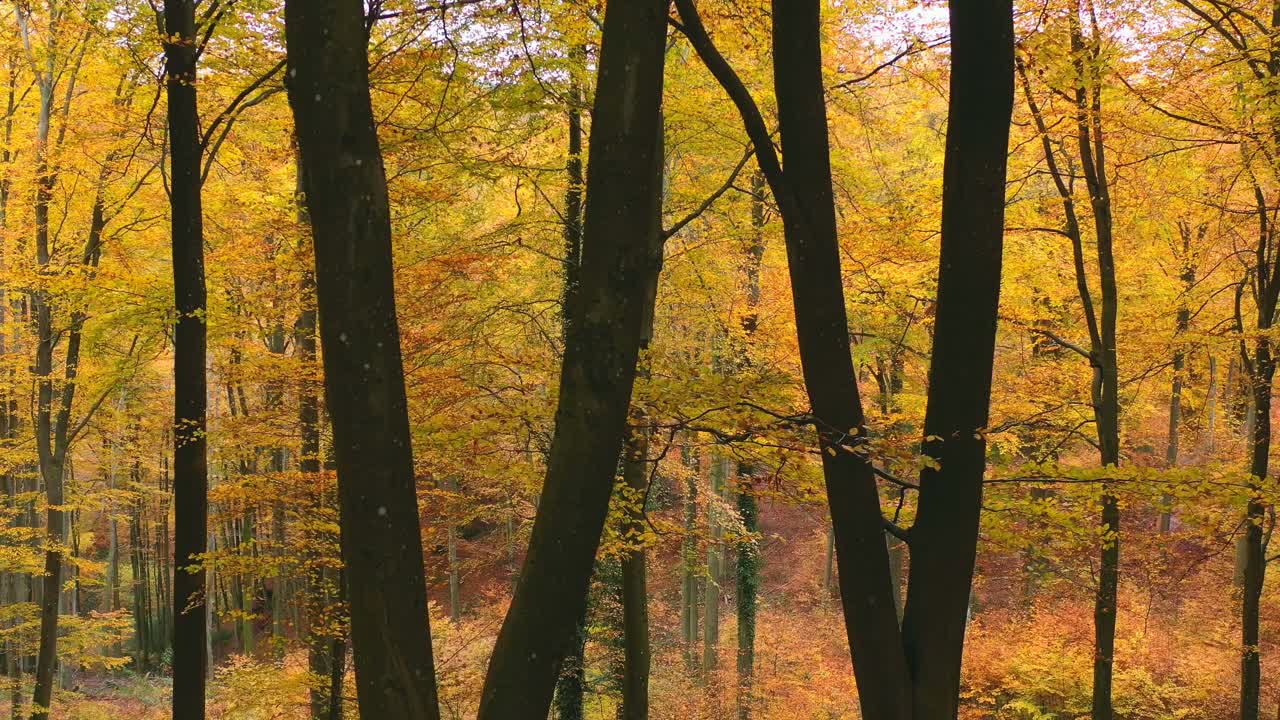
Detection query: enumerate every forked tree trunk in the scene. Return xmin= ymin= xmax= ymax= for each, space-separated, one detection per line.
xmin=675 ymin=1 xmax=1013 ymax=716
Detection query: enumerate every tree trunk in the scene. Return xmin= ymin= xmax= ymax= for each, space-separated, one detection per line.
xmin=735 ymin=487 xmax=759 ymax=720
xmin=676 ymin=1 xmax=1012 ymax=716
xmin=475 ymin=0 xmax=668 ymax=715
xmin=735 ymin=170 xmax=765 ymax=720
xmin=620 ymin=426 xmax=650 ymax=720
xmin=702 ymin=457 xmax=726 ymax=675
xmin=285 ymin=1 xmax=443 ymax=717
xmin=163 ymin=0 xmax=210 ymax=717
xmin=552 ymin=47 xmax=588 ymax=717
xmin=1161 ymin=224 xmax=1196 ymax=533
xmin=896 ymin=4 xmax=1014 ymax=718
xmin=675 ymin=0 xmax=910 ymax=711
xmin=682 ymin=444 xmax=700 ymax=671
xmin=445 ymin=478 xmax=462 ymax=625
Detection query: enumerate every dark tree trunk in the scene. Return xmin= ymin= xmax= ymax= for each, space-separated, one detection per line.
xmin=898 ymin=3 xmax=1014 ymax=718
xmin=735 ymin=171 xmax=765 ymax=720
xmin=553 ymin=48 xmax=588 ymax=718
xmin=1068 ymin=18 xmax=1123 ymax=720
xmin=476 ymin=1 xmax=668 ymax=715
xmin=1019 ymin=14 xmax=1121 ymax=718
xmin=294 ymin=150 xmax=344 ymax=720
xmin=675 ymin=1 xmax=1013 ymax=716
xmin=620 ymin=426 xmax=651 ymax=720
xmin=285 ymin=1 xmax=441 ymax=717
xmin=770 ymin=3 xmax=911 ymax=712
xmin=163 ymin=1 xmax=210 ymax=717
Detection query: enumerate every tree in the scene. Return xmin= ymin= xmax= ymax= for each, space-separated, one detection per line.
xmin=477 ymin=0 xmax=669 ymax=714
xmin=162 ymin=0 xmax=209 ymax=717
xmin=285 ymin=1 xmax=441 ymax=718
xmin=674 ymin=0 xmax=1014 ymax=715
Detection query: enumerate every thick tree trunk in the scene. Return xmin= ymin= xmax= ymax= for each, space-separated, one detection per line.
xmin=476 ymin=0 xmax=668 ymax=715
xmin=285 ymin=2 xmax=441 ymax=717
xmin=898 ymin=4 xmax=1014 ymax=718
xmin=163 ymin=1 xmax=210 ymax=717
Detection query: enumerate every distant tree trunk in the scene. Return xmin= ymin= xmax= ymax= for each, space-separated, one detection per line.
xmin=285 ymin=1 xmax=441 ymax=717
xmin=444 ymin=477 xmax=462 ymax=625
xmin=620 ymin=427 xmax=651 ymax=720
xmin=476 ymin=0 xmax=668 ymax=715
xmin=735 ymin=170 xmax=765 ymax=720
xmin=735 ymin=485 xmax=759 ymax=718
xmin=1019 ymin=13 xmax=1121 ymax=717
xmin=702 ymin=457 xmax=727 ymax=674
xmin=1161 ymin=222 xmax=1198 ymax=533
xmin=163 ymin=0 xmax=210 ymax=717
xmin=240 ymin=508 xmax=256 ymax=655
xmin=1205 ymin=355 xmax=1217 ymax=454
xmin=822 ymin=523 xmax=835 ymax=597
xmin=267 ymin=325 xmax=289 ymax=654
xmin=681 ymin=444 xmax=700 ymax=671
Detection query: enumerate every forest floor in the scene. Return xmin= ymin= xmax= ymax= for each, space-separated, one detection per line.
xmin=17 ymin=498 xmax=1273 ymax=719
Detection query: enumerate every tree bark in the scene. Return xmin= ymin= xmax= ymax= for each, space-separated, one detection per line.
xmin=285 ymin=1 xmax=441 ymax=717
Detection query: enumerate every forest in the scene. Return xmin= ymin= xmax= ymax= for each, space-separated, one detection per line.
xmin=0 ymin=0 xmax=1277 ymax=718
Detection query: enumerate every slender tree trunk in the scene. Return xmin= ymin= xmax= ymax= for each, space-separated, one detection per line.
xmin=681 ymin=443 xmax=700 ymax=671
xmin=620 ymin=426 xmax=650 ymax=720
xmin=476 ymin=0 xmax=668 ymax=714
xmin=445 ymin=478 xmax=462 ymax=625
xmin=735 ymin=486 xmax=759 ymax=719
xmin=1206 ymin=355 xmax=1218 ymax=454
xmin=163 ymin=0 xmax=210 ymax=716
xmin=735 ymin=170 xmax=765 ymax=720
xmin=1161 ymin=223 xmax=1196 ymax=533
xmin=286 ymin=2 xmax=442 ymax=716
xmin=675 ymin=0 xmax=910 ymax=711
xmin=1067 ymin=17 xmax=1123 ymax=720
xmin=1241 ymin=334 xmax=1274 ymax=720
xmin=702 ymin=457 xmax=726 ymax=674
